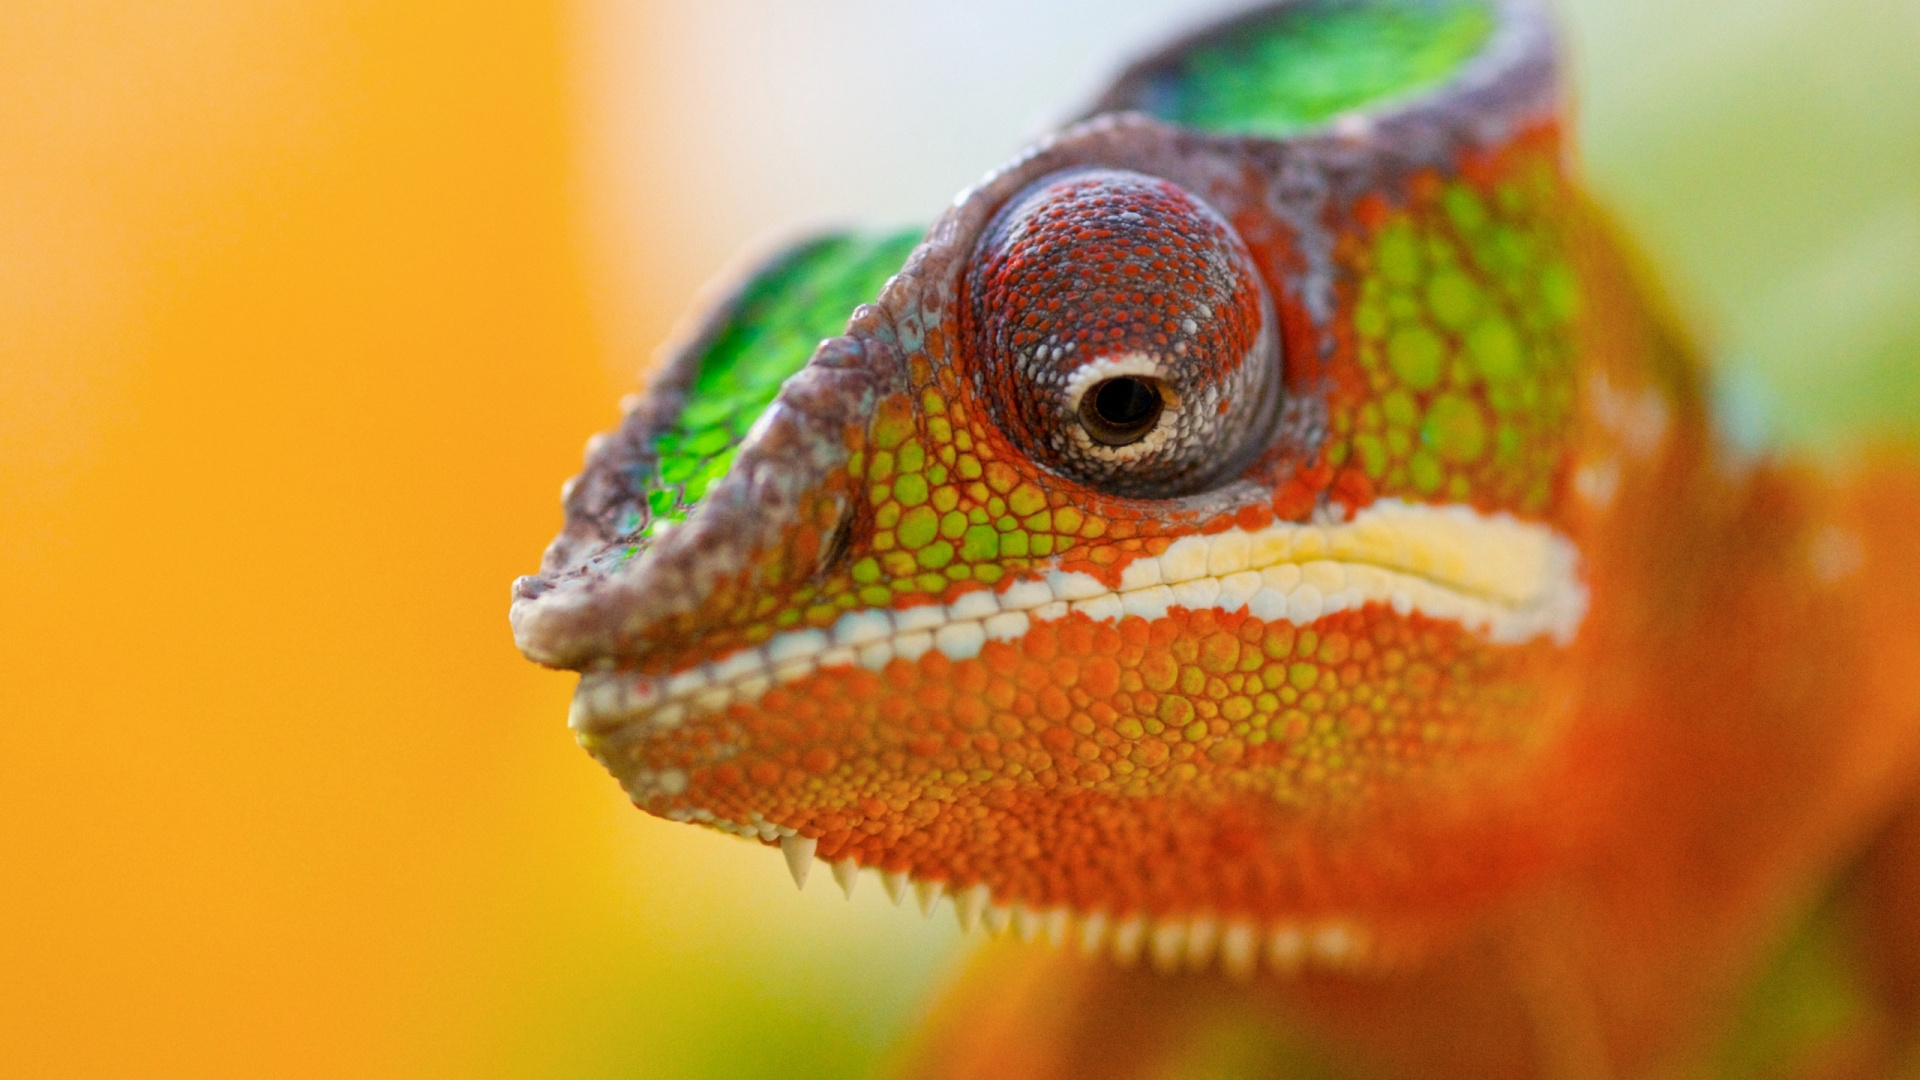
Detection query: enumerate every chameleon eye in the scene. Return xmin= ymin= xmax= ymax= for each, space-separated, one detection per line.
xmin=964 ymin=167 xmax=1281 ymax=498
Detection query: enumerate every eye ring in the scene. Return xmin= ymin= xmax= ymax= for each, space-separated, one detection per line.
xmin=1079 ymin=376 xmax=1167 ymax=447
xmin=964 ymin=168 xmax=1282 ymax=497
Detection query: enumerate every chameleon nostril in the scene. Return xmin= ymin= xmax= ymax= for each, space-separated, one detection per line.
xmin=814 ymin=501 xmax=856 ymax=579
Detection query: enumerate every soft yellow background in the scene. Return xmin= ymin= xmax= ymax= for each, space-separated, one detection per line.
xmin=1 ymin=2 xmax=1913 ymax=1078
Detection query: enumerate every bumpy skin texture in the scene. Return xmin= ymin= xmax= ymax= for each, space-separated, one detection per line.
xmin=512 ymin=1 xmax=1920 ymax=1076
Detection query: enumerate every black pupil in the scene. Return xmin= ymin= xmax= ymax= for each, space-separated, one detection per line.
xmin=1093 ymin=378 xmax=1159 ymax=429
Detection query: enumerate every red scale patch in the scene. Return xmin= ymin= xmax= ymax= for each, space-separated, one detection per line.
xmin=636 ymin=605 xmax=1579 ymax=925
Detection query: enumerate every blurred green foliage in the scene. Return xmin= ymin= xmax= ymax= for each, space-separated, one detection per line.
xmin=1570 ymin=0 xmax=1920 ymax=444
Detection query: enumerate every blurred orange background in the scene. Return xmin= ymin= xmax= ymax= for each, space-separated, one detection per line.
xmin=2 ymin=2 xmax=1913 ymax=1077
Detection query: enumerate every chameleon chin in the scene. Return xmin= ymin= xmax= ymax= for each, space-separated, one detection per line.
xmin=513 ymin=0 xmax=1920 ymax=1075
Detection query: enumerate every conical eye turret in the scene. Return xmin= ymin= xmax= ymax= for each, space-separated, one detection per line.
xmin=963 ymin=168 xmax=1283 ymax=499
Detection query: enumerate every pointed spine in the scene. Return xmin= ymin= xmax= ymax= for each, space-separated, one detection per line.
xmin=913 ymin=879 xmax=946 ymax=918
xmin=1184 ymin=916 xmax=1219 ymax=973
xmin=1077 ymin=912 xmax=1109 ymax=957
xmin=780 ymin=835 xmax=816 ymax=890
xmin=1267 ymin=924 xmax=1305 ymax=974
xmin=1110 ymin=915 xmax=1146 ymax=967
xmin=881 ymin=870 xmax=909 ymax=905
xmin=831 ymin=858 xmax=860 ymax=898
xmin=1013 ymin=905 xmax=1044 ymax=944
xmin=1220 ymin=921 xmax=1257 ymax=981
xmin=1043 ymin=908 xmax=1071 ymax=948
xmin=954 ymin=883 xmax=990 ymax=933
xmin=1149 ymin=919 xmax=1187 ymax=974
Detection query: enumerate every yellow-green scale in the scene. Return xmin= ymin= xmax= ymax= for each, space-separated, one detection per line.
xmin=1346 ymin=161 xmax=1578 ymax=511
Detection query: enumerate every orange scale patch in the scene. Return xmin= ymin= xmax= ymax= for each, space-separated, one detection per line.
xmin=636 ymin=607 xmax=1577 ymax=920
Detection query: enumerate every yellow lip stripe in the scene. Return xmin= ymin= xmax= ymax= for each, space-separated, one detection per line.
xmin=571 ymin=499 xmax=1586 ymax=733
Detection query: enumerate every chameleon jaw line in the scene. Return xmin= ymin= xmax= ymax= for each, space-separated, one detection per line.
xmin=568 ymin=498 xmax=1587 ymax=735
xmin=764 ymin=831 xmax=1383 ymax=978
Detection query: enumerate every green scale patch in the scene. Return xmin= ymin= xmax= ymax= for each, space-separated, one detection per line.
xmin=1139 ymin=0 xmax=1496 ymax=138
xmin=637 ymin=229 xmax=922 ymax=538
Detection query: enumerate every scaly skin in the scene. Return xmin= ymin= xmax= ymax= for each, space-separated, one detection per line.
xmin=512 ymin=1 xmax=1920 ymax=1075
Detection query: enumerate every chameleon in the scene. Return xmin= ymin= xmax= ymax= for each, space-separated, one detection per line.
xmin=511 ymin=0 xmax=1920 ymax=1076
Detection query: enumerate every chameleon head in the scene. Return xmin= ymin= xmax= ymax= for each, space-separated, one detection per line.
xmin=515 ymin=0 xmax=1608 ymax=974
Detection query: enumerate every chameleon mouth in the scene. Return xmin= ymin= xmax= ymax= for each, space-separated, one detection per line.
xmin=568 ymin=497 xmax=1586 ymax=976
xmin=569 ymin=498 xmax=1586 ymax=732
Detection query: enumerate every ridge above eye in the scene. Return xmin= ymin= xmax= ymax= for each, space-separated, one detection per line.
xmin=962 ymin=167 xmax=1283 ymax=499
